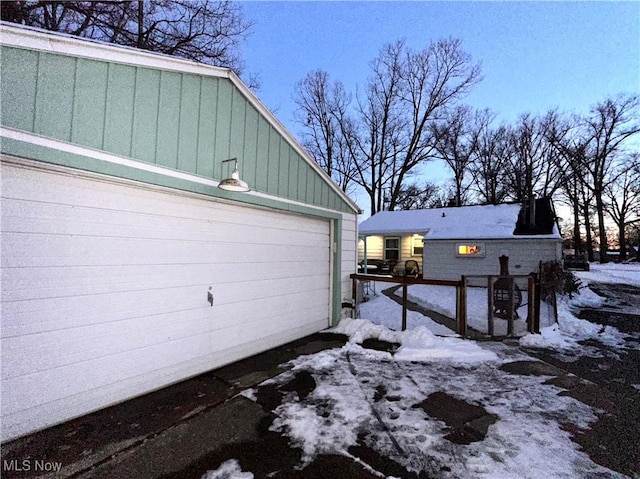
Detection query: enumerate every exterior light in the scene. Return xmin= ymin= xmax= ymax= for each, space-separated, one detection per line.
xmin=218 ymin=158 xmax=250 ymax=192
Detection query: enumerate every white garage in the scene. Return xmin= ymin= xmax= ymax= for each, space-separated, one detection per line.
xmin=1 ymin=159 xmax=333 ymax=440
xmin=0 ymin=25 xmax=359 ymax=441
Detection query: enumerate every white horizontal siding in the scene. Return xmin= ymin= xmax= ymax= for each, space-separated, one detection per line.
xmin=423 ymin=239 xmax=562 ymax=281
xmin=1 ymin=160 xmax=331 ymax=440
xmin=357 ymin=234 xmax=423 ymax=273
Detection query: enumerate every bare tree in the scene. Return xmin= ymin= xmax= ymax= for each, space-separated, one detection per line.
xmin=1 ymin=1 xmax=253 ymax=77
xmin=469 ymin=116 xmax=512 ymax=205
xmin=431 ymin=105 xmax=476 ymax=206
xmin=505 ymin=111 xmax=563 ymax=202
xmin=574 ymin=95 xmax=639 ymax=262
xmin=293 ymin=70 xmax=357 ymax=192
xmin=604 ymin=154 xmax=640 ymax=259
xmin=393 ymin=182 xmax=441 ymax=210
xmin=294 ymin=38 xmax=481 ymax=214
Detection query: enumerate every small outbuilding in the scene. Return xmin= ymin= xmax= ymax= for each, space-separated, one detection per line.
xmin=358 ymin=200 xmax=562 ymax=281
xmin=0 ymin=24 xmax=359 ymax=441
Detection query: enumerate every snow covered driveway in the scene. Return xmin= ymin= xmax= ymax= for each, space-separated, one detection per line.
xmin=203 ymin=263 xmax=639 ymax=479
xmin=253 ymin=329 xmax=625 ymax=479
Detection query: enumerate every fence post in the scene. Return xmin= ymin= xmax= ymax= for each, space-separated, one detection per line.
xmin=402 ymin=279 xmax=408 ymax=331
xmin=457 ymin=276 xmax=467 ymax=338
xmin=527 ymin=275 xmax=535 ymax=333
xmin=487 ymin=276 xmax=494 ymax=337
xmin=534 ymin=272 xmax=541 ymax=331
xmin=507 ymin=276 xmax=514 ymax=336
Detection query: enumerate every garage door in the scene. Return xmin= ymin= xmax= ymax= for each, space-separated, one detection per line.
xmin=0 ymin=159 xmax=331 ymax=440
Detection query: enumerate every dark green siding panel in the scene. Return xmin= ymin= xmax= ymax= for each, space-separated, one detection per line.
xmin=156 ymin=71 xmax=182 ymax=168
xmin=278 ymin=143 xmax=290 ymax=196
xmin=35 ymin=52 xmax=75 ymax=141
xmin=72 ymin=58 xmax=108 ymax=149
xmin=321 ymin=180 xmax=329 ymax=206
xmin=103 ymin=63 xmax=136 ymax=156
xmin=1 ymin=47 xmax=37 ymax=132
xmin=267 ymin=127 xmax=281 ymax=194
xmin=242 ymin=105 xmax=259 ymax=190
xmin=229 ymin=89 xmax=246 ymax=160
xmin=177 ymin=74 xmax=201 ymax=173
xmin=254 ymin=117 xmax=270 ymax=191
xmin=214 ymin=80 xmax=233 ymax=163
xmin=131 ymin=68 xmax=161 ymax=163
xmin=297 ymin=158 xmax=307 ymax=202
xmin=197 ymin=78 xmax=218 ymax=178
xmin=288 ymin=148 xmax=299 ymax=200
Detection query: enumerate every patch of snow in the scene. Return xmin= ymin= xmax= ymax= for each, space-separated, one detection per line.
xmin=261 ymin=335 xmax=623 ymax=478
xmin=359 ymin=203 xmax=561 ymax=239
xmin=519 ymin=284 xmax=627 ymax=352
xmin=400 ymin=284 xmax=556 ymax=335
xmin=328 ymin=319 xmax=499 ymax=364
xmin=394 ymin=326 xmax=499 ymax=363
xmin=358 ymin=286 xmax=456 ymax=336
xmin=575 ymin=261 xmax=640 ymax=287
xmin=201 ymin=459 xmax=253 ymax=479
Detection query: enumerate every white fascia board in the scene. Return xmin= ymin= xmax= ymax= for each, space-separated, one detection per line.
xmin=0 ymin=22 xmax=361 ymax=215
xmin=1 ymin=127 xmax=346 ymax=218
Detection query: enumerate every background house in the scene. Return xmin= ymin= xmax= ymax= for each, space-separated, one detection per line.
xmin=358 ymin=200 xmax=562 ymax=280
xmin=0 ymin=24 xmax=359 ymax=441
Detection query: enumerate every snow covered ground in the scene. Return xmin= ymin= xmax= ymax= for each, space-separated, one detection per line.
xmin=203 ymin=263 xmax=639 ymax=479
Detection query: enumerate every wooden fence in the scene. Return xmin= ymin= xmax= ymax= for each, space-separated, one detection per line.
xmin=349 ymin=274 xmax=467 ymax=336
xmin=350 ymin=272 xmax=544 ymax=339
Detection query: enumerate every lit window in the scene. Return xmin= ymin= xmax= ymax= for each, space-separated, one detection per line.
xmin=456 ymin=243 xmax=485 ymax=257
xmin=384 ymin=237 xmax=400 ymax=261
xmin=412 ymin=235 xmax=424 ymax=256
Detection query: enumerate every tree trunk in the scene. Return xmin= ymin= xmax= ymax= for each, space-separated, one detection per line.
xmin=583 ymin=201 xmax=594 ymax=262
xmin=595 ymin=192 xmax=608 ymax=263
xmin=572 ymin=199 xmax=582 ymax=253
xmin=619 ymin=223 xmax=627 ymax=260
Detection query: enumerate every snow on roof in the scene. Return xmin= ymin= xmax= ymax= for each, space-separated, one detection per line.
xmin=358 ymin=203 xmax=561 ymax=240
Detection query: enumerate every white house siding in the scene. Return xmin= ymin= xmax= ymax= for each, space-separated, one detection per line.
xmin=423 ymin=239 xmax=562 ymax=282
xmin=357 ymin=235 xmax=423 ymax=271
xmin=0 ymin=160 xmax=332 ymax=441
xmin=341 ymin=214 xmax=358 ymax=302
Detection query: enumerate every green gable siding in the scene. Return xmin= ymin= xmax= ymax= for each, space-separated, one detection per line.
xmin=72 ymin=58 xmax=108 ymax=149
xmin=196 ymin=78 xmax=218 ymax=178
xmin=177 ymin=74 xmax=201 ymax=173
xmin=104 ymin=63 xmax=136 ymax=157
xmin=1 ymin=48 xmax=38 ymax=132
xmin=35 ymin=52 xmax=75 ymax=141
xmin=0 ymin=45 xmax=354 ymax=213
xmin=131 ymin=68 xmax=161 ymax=163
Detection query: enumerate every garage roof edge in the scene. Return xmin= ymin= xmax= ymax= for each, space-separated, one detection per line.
xmin=0 ymin=22 xmax=361 ymax=215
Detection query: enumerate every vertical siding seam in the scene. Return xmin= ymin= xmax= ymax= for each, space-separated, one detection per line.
xmin=30 ymin=51 xmax=40 ymax=133
xmin=153 ymin=71 xmax=163 ymax=165
xmin=194 ymin=76 xmax=203 ymax=175
xmin=253 ymin=116 xmax=260 ymax=188
xmin=175 ymin=74 xmax=184 ymax=169
xmin=228 ymin=88 xmax=234 ymax=159
xmin=241 ymin=100 xmax=247 ymax=178
xmin=101 ymin=63 xmax=110 ymax=151
xmin=129 ymin=67 xmax=138 ymax=158
xmin=33 ymin=51 xmax=42 ymax=134
xmin=70 ymin=57 xmax=79 ymax=143
xmin=213 ymin=79 xmax=220 ymax=179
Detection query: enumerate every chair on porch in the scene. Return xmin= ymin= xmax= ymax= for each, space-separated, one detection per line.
xmin=379 ymin=259 xmax=397 ymax=275
xmin=404 ymin=260 xmax=420 ymax=277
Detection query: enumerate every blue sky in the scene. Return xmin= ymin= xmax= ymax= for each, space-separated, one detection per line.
xmin=238 ymin=1 xmax=639 ymax=206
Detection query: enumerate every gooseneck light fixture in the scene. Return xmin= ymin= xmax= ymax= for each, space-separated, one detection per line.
xmin=218 ymin=157 xmax=250 ymax=192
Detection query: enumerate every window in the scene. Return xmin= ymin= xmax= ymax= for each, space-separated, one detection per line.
xmin=456 ymin=243 xmax=485 ymax=257
xmin=384 ymin=237 xmax=400 ymax=261
xmin=412 ymin=235 xmax=424 ymax=256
